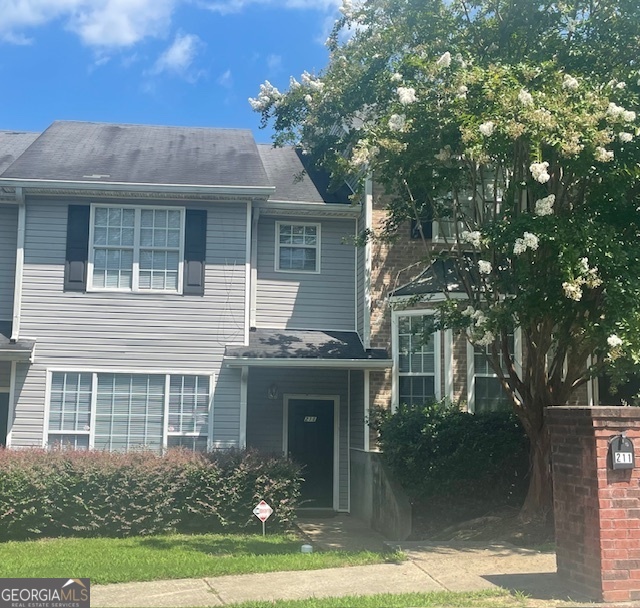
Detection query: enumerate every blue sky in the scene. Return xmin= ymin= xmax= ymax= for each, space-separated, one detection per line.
xmin=0 ymin=0 xmax=341 ymax=143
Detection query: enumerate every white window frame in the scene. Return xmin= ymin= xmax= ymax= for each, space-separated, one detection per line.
xmin=391 ymin=309 xmax=443 ymax=411
xmin=87 ymin=204 xmax=185 ymax=294
xmin=274 ymin=221 xmax=321 ymax=274
xmin=467 ymin=330 xmax=522 ymax=413
xmin=44 ymin=369 xmax=214 ymax=451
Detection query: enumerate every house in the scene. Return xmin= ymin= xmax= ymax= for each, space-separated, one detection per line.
xmin=0 ymin=120 xmax=395 ymax=515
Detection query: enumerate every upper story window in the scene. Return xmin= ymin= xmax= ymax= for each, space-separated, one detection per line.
xmin=88 ymin=205 xmax=184 ymax=293
xmin=394 ymin=313 xmax=441 ymax=407
xmin=276 ymin=222 xmax=320 ymax=273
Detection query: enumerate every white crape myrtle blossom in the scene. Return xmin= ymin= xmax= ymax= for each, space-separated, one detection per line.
xmin=562 ymin=281 xmax=583 ymax=301
xmin=340 ymin=0 xmax=353 ymax=18
xmin=608 ymin=334 xmax=623 ymax=349
xmin=606 ymin=102 xmax=634 ymax=120
xmin=623 ymin=110 xmax=637 ymax=122
xmin=562 ymin=74 xmax=579 ymax=90
xmin=461 ymin=230 xmax=482 ymax=247
xmin=462 ymin=306 xmax=475 ymax=317
xmin=436 ymin=51 xmax=451 ymax=68
xmin=535 ymin=194 xmax=555 ymax=216
xmin=476 ymin=331 xmax=495 ymax=347
xmin=619 ymin=132 xmax=634 ymax=143
xmin=530 ymin=161 xmax=551 ymax=184
xmin=397 ymin=87 xmax=417 ymax=105
xmin=301 ymin=71 xmax=324 ymax=92
xmin=472 ymin=309 xmax=487 ymax=326
xmin=513 ymin=232 xmax=539 ymax=255
xmin=479 ymin=121 xmax=495 ymax=137
xmin=478 ymin=260 xmax=492 ymax=274
xmin=388 ymin=114 xmax=406 ymax=132
xmin=457 ymin=85 xmax=468 ymax=99
xmin=350 ymin=140 xmax=377 ymax=168
xmin=518 ymin=89 xmax=533 ymax=105
xmin=595 ymin=146 xmax=614 ymax=163
xmin=289 ymin=77 xmax=301 ymax=89
xmin=616 ymin=82 xmax=627 ymax=89
xmin=304 ymin=94 xmax=313 ymax=104
xmin=391 ymin=72 xmax=403 ymax=82
xmin=579 ymin=257 xmax=590 ymax=274
xmin=248 ymin=80 xmax=281 ymax=112
xmin=434 ymin=146 xmax=452 ymax=162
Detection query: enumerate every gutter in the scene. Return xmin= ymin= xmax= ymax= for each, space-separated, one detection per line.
xmin=223 ymin=357 xmax=393 ymax=370
xmin=255 ymin=199 xmax=361 ymax=215
xmin=0 ymin=178 xmax=275 ymax=198
xmin=10 ymin=187 xmax=25 ymax=343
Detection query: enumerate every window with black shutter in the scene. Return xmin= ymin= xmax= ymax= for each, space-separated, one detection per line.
xmin=183 ymin=209 xmax=207 ymax=295
xmin=64 ymin=205 xmax=90 ymax=291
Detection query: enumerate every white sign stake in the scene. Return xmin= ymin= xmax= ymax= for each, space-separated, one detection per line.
xmin=253 ymin=500 xmax=273 ymax=536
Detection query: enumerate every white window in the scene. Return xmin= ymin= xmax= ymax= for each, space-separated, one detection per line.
xmin=275 ymin=222 xmax=320 ymax=272
xmin=393 ymin=313 xmax=441 ymax=407
xmin=89 ymin=205 xmax=184 ymax=293
xmin=46 ymin=372 xmax=211 ymax=452
xmin=467 ymin=332 xmax=518 ymax=413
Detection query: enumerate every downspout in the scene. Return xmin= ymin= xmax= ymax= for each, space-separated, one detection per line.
xmin=10 ymin=188 xmax=25 ymax=343
xmin=363 ymin=175 xmax=373 ymax=349
xmin=249 ymin=207 xmax=261 ymax=329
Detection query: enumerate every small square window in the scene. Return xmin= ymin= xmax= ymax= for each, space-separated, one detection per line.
xmin=276 ymin=222 xmax=320 ymax=273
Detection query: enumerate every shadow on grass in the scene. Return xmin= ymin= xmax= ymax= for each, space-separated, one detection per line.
xmin=136 ymin=535 xmax=304 ymax=556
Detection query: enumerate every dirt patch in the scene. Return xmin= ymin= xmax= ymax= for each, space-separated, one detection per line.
xmin=412 ymin=506 xmax=555 ymax=549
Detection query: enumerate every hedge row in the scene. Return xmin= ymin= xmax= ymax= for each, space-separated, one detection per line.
xmin=371 ymin=403 xmax=529 ymax=519
xmin=0 ymin=448 xmax=302 ymax=540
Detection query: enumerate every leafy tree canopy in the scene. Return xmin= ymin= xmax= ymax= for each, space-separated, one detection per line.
xmin=252 ymin=0 xmax=640 ymax=517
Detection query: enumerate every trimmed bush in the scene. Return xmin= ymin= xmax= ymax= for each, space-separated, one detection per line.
xmin=371 ymin=403 xmax=529 ymax=519
xmin=0 ymin=448 xmax=302 ymax=540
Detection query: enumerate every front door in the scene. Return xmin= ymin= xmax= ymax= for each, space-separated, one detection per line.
xmin=0 ymin=393 xmax=9 ymax=446
xmin=287 ymin=398 xmax=334 ymax=509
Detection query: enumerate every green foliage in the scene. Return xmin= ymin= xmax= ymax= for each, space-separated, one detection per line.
xmin=371 ymin=403 xmax=529 ymax=515
xmin=0 ymin=448 xmax=302 ymax=540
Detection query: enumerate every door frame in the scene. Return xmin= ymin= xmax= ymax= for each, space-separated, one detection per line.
xmin=283 ymin=393 xmax=340 ymax=511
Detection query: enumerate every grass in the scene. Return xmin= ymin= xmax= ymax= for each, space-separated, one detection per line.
xmin=230 ymin=589 xmax=523 ymax=608
xmin=0 ymin=533 xmax=393 ymax=585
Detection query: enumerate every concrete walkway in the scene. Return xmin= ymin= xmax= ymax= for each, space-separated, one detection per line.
xmin=91 ymin=514 xmax=601 ymax=607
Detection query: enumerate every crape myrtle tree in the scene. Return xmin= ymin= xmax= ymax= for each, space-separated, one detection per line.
xmin=251 ymin=0 xmax=640 ymax=520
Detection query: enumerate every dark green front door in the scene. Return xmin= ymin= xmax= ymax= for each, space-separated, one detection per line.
xmin=288 ymin=399 xmax=334 ymax=508
xmin=0 ymin=393 xmax=9 ymax=446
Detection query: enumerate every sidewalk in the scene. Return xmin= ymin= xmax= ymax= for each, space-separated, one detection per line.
xmin=91 ymin=515 xmax=602 ymax=607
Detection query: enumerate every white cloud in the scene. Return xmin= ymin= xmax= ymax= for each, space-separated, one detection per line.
xmin=200 ymin=0 xmax=340 ymax=15
xmin=266 ymin=53 xmax=282 ymax=73
xmin=151 ymin=31 xmax=205 ymax=80
xmin=217 ymin=68 xmax=232 ymax=88
xmin=0 ymin=0 xmax=178 ymax=47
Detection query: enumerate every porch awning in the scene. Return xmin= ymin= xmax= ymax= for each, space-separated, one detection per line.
xmin=0 ymin=322 xmax=35 ymax=362
xmin=224 ymin=329 xmax=391 ymax=369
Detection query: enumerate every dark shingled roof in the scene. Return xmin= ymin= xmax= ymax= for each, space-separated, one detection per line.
xmin=1 ymin=121 xmax=270 ymax=188
xmin=389 ymin=258 xmax=465 ymax=297
xmin=0 ymin=131 xmax=40 ymax=174
xmin=257 ymin=145 xmax=352 ymax=204
xmin=0 ymin=322 xmax=35 ymax=361
xmin=225 ymin=328 xmax=387 ymax=360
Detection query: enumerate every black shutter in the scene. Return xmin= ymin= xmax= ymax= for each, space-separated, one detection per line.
xmin=410 ymin=212 xmax=433 ymax=240
xmin=64 ymin=205 xmax=90 ymax=291
xmin=184 ymin=209 xmax=207 ymax=295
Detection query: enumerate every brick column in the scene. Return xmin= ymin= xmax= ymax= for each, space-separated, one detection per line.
xmin=546 ymin=406 xmax=640 ymax=603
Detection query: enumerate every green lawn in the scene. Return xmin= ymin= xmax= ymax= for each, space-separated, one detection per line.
xmin=231 ymin=590 xmax=522 ymax=608
xmin=0 ymin=533 xmax=393 ymax=585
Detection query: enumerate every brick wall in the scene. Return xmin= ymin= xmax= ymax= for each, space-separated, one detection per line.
xmin=547 ymin=406 xmax=640 ymax=602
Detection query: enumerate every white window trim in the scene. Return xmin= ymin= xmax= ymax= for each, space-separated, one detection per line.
xmin=391 ymin=309 xmax=443 ymax=412
xmin=43 ymin=369 xmax=213 ymax=450
xmin=274 ymin=221 xmax=321 ymax=274
xmin=466 ymin=329 xmax=522 ymax=413
xmin=87 ymin=203 xmax=185 ymax=294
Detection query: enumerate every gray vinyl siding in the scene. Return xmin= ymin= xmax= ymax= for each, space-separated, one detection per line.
xmin=0 ymin=205 xmax=17 ymax=323
xmin=246 ymin=367 xmax=350 ymax=511
xmin=349 ymin=370 xmax=365 ymax=450
xmin=0 ymin=362 xmax=10 ymax=387
xmin=10 ymin=363 xmax=44 ymax=447
xmin=11 ymin=198 xmax=248 ymax=447
xmin=256 ymin=216 xmax=356 ymax=331
xmin=212 ymin=366 xmax=242 ymax=447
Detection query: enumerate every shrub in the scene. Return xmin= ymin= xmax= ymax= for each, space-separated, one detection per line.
xmin=371 ymin=402 xmax=529 ymax=520
xmin=0 ymin=448 xmax=302 ymax=540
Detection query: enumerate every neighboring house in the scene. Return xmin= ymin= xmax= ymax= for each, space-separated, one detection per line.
xmin=0 ymin=121 xmax=391 ymax=513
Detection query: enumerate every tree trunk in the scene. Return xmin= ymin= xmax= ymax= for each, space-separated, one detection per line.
xmin=519 ymin=421 xmax=554 ymax=522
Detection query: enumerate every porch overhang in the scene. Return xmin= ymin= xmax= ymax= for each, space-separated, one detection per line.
xmin=224 ymin=328 xmax=391 ymax=370
xmin=0 ymin=323 xmax=34 ymax=362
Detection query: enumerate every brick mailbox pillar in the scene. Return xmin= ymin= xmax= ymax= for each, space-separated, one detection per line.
xmin=546 ymin=406 xmax=640 ymax=603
